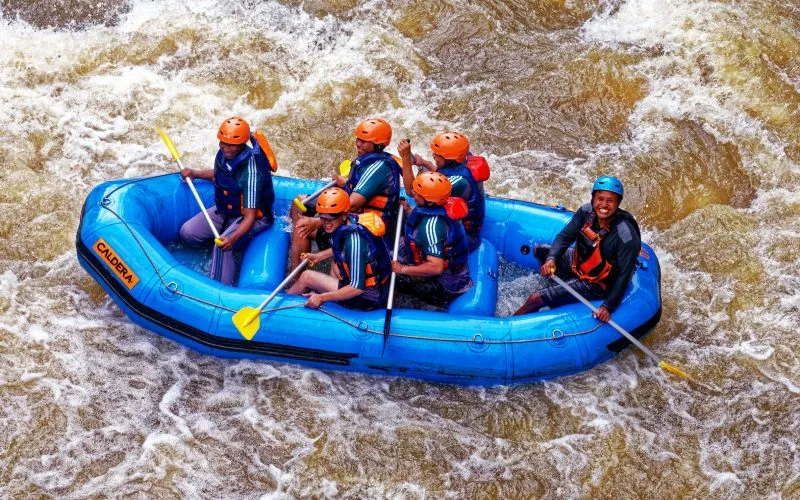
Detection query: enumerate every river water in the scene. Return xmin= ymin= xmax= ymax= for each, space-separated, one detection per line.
xmin=1 ymin=0 xmax=798 ymax=497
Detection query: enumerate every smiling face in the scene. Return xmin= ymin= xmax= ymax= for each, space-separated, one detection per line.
xmin=592 ymin=190 xmax=621 ymax=224
xmin=319 ymin=213 xmax=347 ymax=233
xmin=219 ymin=141 xmax=245 ymax=160
xmin=355 ymin=138 xmax=375 ymax=157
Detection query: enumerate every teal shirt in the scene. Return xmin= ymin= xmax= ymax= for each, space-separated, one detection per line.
xmin=413 ymin=214 xmax=448 ymax=259
xmin=342 ymin=231 xmax=372 ymax=290
xmin=352 ymin=159 xmax=394 ymax=201
xmin=409 ymin=212 xmax=471 ymax=294
xmin=233 ymin=155 xmax=267 ymax=211
xmin=446 ymin=173 xmax=471 ymax=200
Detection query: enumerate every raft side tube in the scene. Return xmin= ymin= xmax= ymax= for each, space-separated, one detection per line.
xmin=239 ymin=219 xmax=291 ymax=291
xmin=508 ymin=311 xmax=588 ymax=381
xmin=371 ymin=310 xmax=511 ymax=383
xmin=448 ymin=239 xmax=499 ymax=316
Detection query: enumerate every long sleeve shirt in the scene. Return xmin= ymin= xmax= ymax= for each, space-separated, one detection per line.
xmin=547 ymin=203 xmax=641 ymax=311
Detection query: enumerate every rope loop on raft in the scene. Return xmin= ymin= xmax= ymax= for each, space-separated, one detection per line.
xmin=100 ymin=175 xmax=605 ymax=345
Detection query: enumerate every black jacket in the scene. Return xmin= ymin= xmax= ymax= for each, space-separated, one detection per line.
xmin=547 ymin=203 xmax=641 ymax=311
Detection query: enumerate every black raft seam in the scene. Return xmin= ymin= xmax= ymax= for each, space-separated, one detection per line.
xmin=605 ymin=306 xmax=662 ymax=353
xmin=76 ymin=226 xmax=356 ymax=366
xmin=76 ymin=198 xmax=660 ymax=366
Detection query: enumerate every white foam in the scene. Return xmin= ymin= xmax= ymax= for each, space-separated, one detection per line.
xmin=709 ymin=471 xmax=743 ymax=492
xmin=0 ymin=270 xmax=19 ymax=301
xmin=582 ymin=0 xmax=795 ymax=183
xmin=583 ymin=0 xmax=714 ymax=48
xmin=739 ymin=341 xmax=775 ymax=361
xmin=27 ymin=323 xmax=50 ymax=342
xmin=2 ymin=1 xmax=800 ymax=498
xmin=158 ymin=379 xmax=195 ymax=441
xmin=20 ymin=371 xmax=46 ymax=382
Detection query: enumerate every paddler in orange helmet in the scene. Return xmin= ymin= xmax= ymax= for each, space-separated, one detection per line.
xmin=391 ymin=172 xmax=473 ymax=306
xmin=179 ymin=117 xmax=276 ymax=285
xmin=289 ymin=118 xmax=402 ymax=269
xmin=398 ymin=132 xmax=487 ymax=252
xmin=287 ymin=188 xmax=392 ymax=311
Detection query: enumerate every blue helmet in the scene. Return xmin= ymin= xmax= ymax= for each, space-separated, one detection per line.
xmin=592 ymin=176 xmax=624 ymax=199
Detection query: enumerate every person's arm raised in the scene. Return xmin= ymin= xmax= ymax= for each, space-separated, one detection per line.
xmin=397 ymin=139 xmax=416 ymax=195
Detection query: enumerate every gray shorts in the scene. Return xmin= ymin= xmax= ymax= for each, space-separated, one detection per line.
xmin=534 ymin=245 xmax=607 ymax=308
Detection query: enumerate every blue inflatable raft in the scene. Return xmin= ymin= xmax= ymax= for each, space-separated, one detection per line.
xmin=76 ymin=173 xmax=662 ymax=385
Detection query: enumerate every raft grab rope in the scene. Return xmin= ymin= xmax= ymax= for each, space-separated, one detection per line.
xmin=98 ymin=176 xmax=604 ymax=345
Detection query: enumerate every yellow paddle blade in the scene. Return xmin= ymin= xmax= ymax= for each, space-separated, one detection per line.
xmin=232 ymin=306 xmax=261 ymax=340
xmin=293 ymin=197 xmax=308 ymax=213
xmin=659 ymin=360 xmax=689 ymax=379
xmin=156 ymin=127 xmax=182 ymax=161
xmin=338 ymin=159 xmax=351 ymax=177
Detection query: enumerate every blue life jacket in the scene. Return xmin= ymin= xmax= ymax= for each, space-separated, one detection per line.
xmin=346 ymin=151 xmax=401 ymax=227
xmin=439 ymin=161 xmax=485 ymax=234
xmin=404 ymin=205 xmax=469 ymax=269
xmin=213 ymin=135 xmax=275 ymax=220
xmin=331 ymin=218 xmax=392 ymax=296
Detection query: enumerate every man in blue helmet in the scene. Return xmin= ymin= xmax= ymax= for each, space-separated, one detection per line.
xmin=513 ymin=176 xmax=641 ymax=322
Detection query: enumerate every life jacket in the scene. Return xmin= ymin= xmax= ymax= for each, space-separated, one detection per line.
xmin=331 ymin=217 xmax=392 ymax=292
xmin=572 ymin=209 xmax=640 ymax=287
xmin=439 ymin=161 xmax=485 ymax=235
xmin=346 ymin=151 xmax=401 ymax=226
xmin=253 ymin=130 xmax=278 ymax=172
xmin=213 ymin=134 xmax=275 ymax=220
xmin=465 ymin=155 xmax=491 ymax=182
xmin=404 ymin=205 xmax=469 ymax=270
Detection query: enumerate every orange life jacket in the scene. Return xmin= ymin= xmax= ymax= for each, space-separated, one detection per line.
xmin=571 ymin=215 xmax=613 ymax=286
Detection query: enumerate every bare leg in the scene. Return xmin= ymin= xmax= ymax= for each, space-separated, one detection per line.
xmin=289 ymin=197 xmax=310 ymax=269
xmin=287 ymin=269 xmax=339 ymax=295
xmin=513 ymin=292 xmax=546 ymax=316
xmin=290 ymin=229 xmax=313 ymax=270
xmin=288 ymin=197 xmax=305 ymax=223
xmin=330 ymin=262 xmax=342 ymax=280
xmin=290 ymin=204 xmax=322 ymax=270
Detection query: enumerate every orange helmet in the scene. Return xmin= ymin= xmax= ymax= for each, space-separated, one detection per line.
xmin=413 ymin=172 xmax=452 ymax=205
xmin=217 ymin=117 xmax=250 ymax=145
xmin=430 ymin=131 xmax=469 ymax=163
xmin=354 ymin=118 xmax=392 ymax=147
xmin=316 ymin=187 xmax=351 ymax=214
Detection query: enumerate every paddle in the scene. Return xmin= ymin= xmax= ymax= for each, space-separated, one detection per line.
xmin=292 ymin=160 xmax=352 ymax=213
xmin=550 ymin=275 xmax=688 ymax=378
xmin=156 ymin=127 xmax=223 ymax=247
xmin=383 ymin=208 xmax=405 ymax=352
xmin=232 ymin=258 xmax=310 ymax=340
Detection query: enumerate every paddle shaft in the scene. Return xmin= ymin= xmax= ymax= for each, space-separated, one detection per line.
xmin=175 ymin=157 xmax=223 ymax=241
xmin=551 ymin=275 xmax=662 ymax=365
xmin=253 ymin=258 xmax=310 ymax=313
xmin=386 ymin=209 xmax=404 ymax=312
xmin=156 ymin=128 xmax=222 ymax=241
xmin=382 ymin=208 xmax=405 ymax=348
xmin=295 ymin=180 xmax=337 ymax=212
